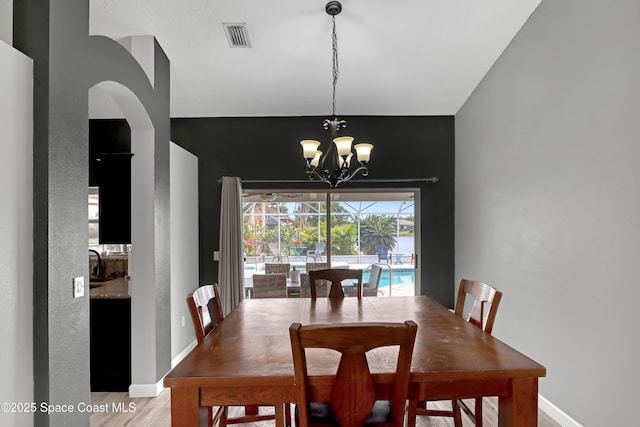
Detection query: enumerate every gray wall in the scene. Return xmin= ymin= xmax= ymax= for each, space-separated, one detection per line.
xmin=456 ymin=0 xmax=640 ymax=425
xmin=0 ymin=41 xmax=33 ymax=427
xmin=13 ymin=1 xmax=171 ymax=424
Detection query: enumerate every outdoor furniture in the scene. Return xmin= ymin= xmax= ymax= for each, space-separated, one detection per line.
xmin=308 ymin=269 xmax=363 ymax=298
xmin=290 ymin=245 xmax=307 ymax=262
xmin=268 ymin=243 xmax=290 ymax=263
xmin=376 ymin=244 xmax=390 ymax=263
xmin=363 ymin=264 xmax=383 ymax=296
xmin=305 ymin=242 xmax=326 ymax=262
xmin=305 ymin=262 xmax=329 ymax=272
xmin=165 ymin=296 xmax=546 ymax=427
xmin=265 ymin=262 xmax=291 ymax=278
xmin=244 ymin=275 xmax=303 ymax=299
xmin=298 ymin=273 xmax=328 ymax=298
xmin=251 ymin=273 xmax=287 ymax=299
xmin=408 ymin=279 xmax=503 ymax=427
xmin=289 ymin=321 xmax=418 ymax=427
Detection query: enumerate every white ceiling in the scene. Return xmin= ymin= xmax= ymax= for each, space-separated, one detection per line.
xmin=89 ymin=0 xmax=540 ymax=118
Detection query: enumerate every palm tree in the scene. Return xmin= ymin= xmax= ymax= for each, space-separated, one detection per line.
xmin=360 ymin=216 xmax=396 ymax=255
xmin=331 ymin=224 xmax=358 ymax=255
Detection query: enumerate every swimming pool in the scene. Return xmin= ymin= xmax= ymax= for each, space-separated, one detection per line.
xmin=363 ymin=268 xmax=415 ymax=288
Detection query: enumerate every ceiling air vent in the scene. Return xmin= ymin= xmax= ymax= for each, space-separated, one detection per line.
xmin=223 ymin=23 xmax=251 ymax=48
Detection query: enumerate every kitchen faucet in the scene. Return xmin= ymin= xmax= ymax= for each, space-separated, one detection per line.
xmin=89 ymin=249 xmax=104 ymax=277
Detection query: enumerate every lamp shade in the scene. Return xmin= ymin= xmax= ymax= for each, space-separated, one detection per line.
xmin=300 ymin=140 xmax=321 ymax=159
xmin=333 ymin=136 xmax=354 ymax=156
xmin=311 ymin=150 xmax=322 ymax=167
xmin=354 ymin=143 xmax=373 ymax=163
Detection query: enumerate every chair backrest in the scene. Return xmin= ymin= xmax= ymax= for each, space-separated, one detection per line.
xmin=309 ymin=269 xmax=363 ymax=298
xmin=252 ymin=273 xmax=287 ymax=298
xmin=265 ymin=262 xmax=291 ymax=277
xmin=268 ymin=242 xmax=283 ymax=254
xmin=186 ymin=283 xmax=225 ymax=343
xmin=305 ymin=262 xmax=329 ymax=272
xmin=289 ymin=321 xmax=418 ymax=427
xmin=363 ymin=264 xmax=383 ymax=296
xmin=302 ymin=263 xmax=330 ymax=298
xmin=376 ymin=244 xmax=390 ymax=262
xmin=309 ymin=242 xmax=326 ymax=261
xmin=455 ymin=279 xmax=503 ymax=334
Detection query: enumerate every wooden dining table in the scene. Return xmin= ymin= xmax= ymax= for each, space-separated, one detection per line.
xmin=163 ymin=296 xmax=545 ymax=427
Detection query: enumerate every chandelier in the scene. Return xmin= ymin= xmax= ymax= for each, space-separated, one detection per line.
xmin=300 ymin=1 xmax=373 ymax=188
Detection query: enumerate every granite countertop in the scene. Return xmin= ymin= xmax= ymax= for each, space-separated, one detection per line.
xmin=90 ymin=277 xmax=130 ymax=299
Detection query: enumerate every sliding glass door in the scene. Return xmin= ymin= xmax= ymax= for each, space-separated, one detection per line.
xmin=242 ymin=190 xmax=418 ymax=296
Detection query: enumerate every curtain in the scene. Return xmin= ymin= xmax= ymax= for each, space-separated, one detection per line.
xmin=218 ymin=176 xmax=244 ymax=315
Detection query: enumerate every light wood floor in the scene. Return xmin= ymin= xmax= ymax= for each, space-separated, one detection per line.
xmin=90 ymin=390 xmax=561 ymax=427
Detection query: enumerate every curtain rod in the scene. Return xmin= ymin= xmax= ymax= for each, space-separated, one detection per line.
xmin=216 ymin=177 xmax=439 ymax=184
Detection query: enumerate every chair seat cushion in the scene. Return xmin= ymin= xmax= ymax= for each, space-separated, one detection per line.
xmin=301 ymin=400 xmax=392 ymax=426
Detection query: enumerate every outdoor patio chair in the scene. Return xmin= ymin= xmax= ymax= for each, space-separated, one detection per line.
xmin=268 ymin=242 xmax=290 ymax=263
xmin=265 ymin=262 xmax=291 ymax=278
xmin=306 ymin=262 xmax=329 ymax=272
xmin=376 ymin=244 xmax=390 ymax=263
xmin=252 ymin=273 xmax=287 ymax=299
xmin=305 ymin=242 xmax=326 ymax=262
xmin=363 ymin=264 xmax=383 ymax=296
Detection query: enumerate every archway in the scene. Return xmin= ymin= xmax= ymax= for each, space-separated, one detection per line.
xmin=89 ymin=80 xmax=158 ymax=396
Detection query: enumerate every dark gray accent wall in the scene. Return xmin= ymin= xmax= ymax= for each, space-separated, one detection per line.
xmin=171 ymin=116 xmax=455 ymax=306
xmin=13 ymin=1 xmax=170 ymax=425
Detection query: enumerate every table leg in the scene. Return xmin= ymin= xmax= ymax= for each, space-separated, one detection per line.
xmin=171 ymin=387 xmax=199 ymax=426
xmin=498 ymin=377 xmax=538 ymax=427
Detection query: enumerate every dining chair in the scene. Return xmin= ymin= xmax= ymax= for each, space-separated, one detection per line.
xmin=308 ymin=269 xmax=363 ymax=298
xmin=309 ymin=268 xmax=362 ymax=299
xmin=362 ymin=264 xmax=383 ymax=297
xmin=408 ymin=279 xmax=503 ymax=427
xmin=186 ymin=283 xmax=288 ymax=427
xmin=289 ymin=321 xmax=418 ymax=427
xmin=252 ymin=273 xmax=287 ymax=298
xmin=265 ymin=262 xmax=291 ymax=277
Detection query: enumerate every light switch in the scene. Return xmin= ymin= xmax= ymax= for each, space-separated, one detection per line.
xmin=73 ymin=276 xmax=85 ymax=298
xmin=213 ymin=250 xmax=220 ymax=261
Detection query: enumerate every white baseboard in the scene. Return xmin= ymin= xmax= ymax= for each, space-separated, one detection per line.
xmin=540 ymin=393 xmax=583 ymax=427
xmin=128 ymin=340 xmax=198 ymax=398
xmin=129 ymin=380 xmax=164 ymax=398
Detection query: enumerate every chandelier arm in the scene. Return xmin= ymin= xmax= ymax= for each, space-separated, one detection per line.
xmin=341 ymin=165 xmax=370 ymax=182
xmin=304 ymin=163 xmax=329 ymax=183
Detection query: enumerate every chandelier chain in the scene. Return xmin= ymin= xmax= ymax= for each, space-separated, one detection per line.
xmin=331 ymin=15 xmax=339 ymax=117
xmin=299 ymin=1 xmax=375 ymax=188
